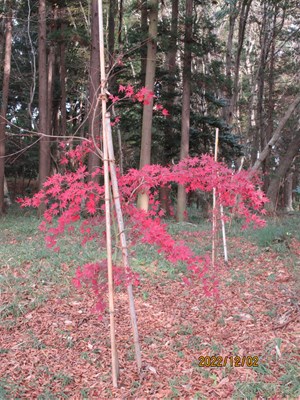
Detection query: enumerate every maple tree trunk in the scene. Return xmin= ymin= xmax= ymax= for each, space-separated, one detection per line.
xmin=176 ymin=0 xmax=193 ymax=222
xmin=0 ymin=5 xmax=12 ymax=215
xmin=38 ymin=0 xmax=50 ymax=216
xmin=266 ymin=132 xmax=300 ymax=211
xmin=138 ymin=0 xmax=158 ymax=211
xmin=88 ymin=0 xmax=101 ymax=181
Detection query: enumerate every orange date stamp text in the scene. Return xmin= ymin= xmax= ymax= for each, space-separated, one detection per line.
xmin=198 ymin=355 xmax=259 ymax=368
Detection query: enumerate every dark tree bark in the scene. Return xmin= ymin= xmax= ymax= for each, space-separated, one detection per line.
xmin=176 ymin=0 xmax=193 ymax=222
xmin=108 ymin=0 xmax=117 ymax=91
xmin=38 ymin=0 xmax=50 ymax=216
xmin=59 ymin=6 xmax=67 ymax=136
xmin=266 ymin=132 xmax=300 ymax=211
xmin=0 ymin=5 xmax=12 ymax=215
xmin=88 ymin=0 xmax=101 ymax=181
xmin=159 ymin=0 xmax=179 ymax=215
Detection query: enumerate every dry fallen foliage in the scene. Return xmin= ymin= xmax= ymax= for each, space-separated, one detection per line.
xmin=0 ymin=237 xmax=299 ymax=399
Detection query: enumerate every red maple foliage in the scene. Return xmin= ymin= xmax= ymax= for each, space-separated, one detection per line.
xmin=19 ymin=136 xmax=268 ymax=317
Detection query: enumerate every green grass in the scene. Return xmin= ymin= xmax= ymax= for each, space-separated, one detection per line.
xmin=233 ymin=381 xmax=278 ymax=399
xmin=1 ymin=207 xmax=299 ymax=398
xmin=0 ymin=206 xmax=106 ymax=327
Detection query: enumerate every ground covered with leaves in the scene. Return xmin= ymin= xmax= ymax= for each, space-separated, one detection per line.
xmin=0 ymin=210 xmax=299 ymax=399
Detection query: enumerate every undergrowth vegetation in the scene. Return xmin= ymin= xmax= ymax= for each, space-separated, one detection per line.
xmin=1 ymin=207 xmax=299 ymax=398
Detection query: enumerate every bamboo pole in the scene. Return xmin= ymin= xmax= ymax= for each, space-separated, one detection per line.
xmin=212 ymin=128 xmax=229 ymax=265
xmin=105 ymin=114 xmax=142 ymax=372
xmin=97 ymin=0 xmax=119 ymax=387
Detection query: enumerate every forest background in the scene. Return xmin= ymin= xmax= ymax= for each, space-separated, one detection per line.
xmin=0 ymin=0 xmax=300 ymax=398
xmin=0 ymin=0 xmax=300 ymax=214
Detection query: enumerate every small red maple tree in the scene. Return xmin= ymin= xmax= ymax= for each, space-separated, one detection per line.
xmin=19 ymin=136 xmax=268 ymax=316
xmin=18 ymin=84 xmax=269 ymax=316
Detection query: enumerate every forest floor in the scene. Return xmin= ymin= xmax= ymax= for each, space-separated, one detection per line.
xmin=0 ymin=208 xmax=299 ymax=399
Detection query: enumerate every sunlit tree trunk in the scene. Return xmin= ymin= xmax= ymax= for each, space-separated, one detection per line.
xmin=176 ymin=0 xmax=193 ymax=222
xmin=38 ymin=0 xmax=50 ymax=216
xmin=88 ymin=0 xmax=101 ymax=181
xmin=0 ymin=5 xmax=12 ymax=215
xmin=138 ymin=0 xmax=158 ymax=211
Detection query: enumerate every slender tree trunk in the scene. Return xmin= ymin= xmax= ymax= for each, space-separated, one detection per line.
xmin=176 ymin=0 xmax=193 ymax=222
xmin=223 ymin=3 xmax=239 ymax=124
xmin=0 ymin=6 xmax=12 ymax=215
xmin=266 ymin=132 xmax=300 ymax=211
xmin=160 ymin=0 xmax=179 ymax=215
xmin=59 ymin=7 xmax=67 ymax=136
xmin=140 ymin=0 xmax=148 ymax=86
xmin=230 ymin=0 xmax=252 ymax=126
xmin=38 ymin=0 xmax=50 ymax=216
xmin=118 ymin=0 xmax=123 ymax=47
xmin=138 ymin=0 xmax=158 ymax=211
xmin=88 ymin=0 xmax=101 ymax=180
xmin=108 ymin=0 xmax=117 ymax=91
xmin=263 ymin=9 xmax=277 ymax=191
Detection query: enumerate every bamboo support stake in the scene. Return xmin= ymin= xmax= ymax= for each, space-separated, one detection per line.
xmin=98 ymin=0 xmax=119 ymax=387
xmin=212 ymin=128 xmax=229 ymax=265
xmin=105 ymin=114 xmax=142 ymax=372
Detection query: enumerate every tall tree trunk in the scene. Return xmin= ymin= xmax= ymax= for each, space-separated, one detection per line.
xmin=88 ymin=0 xmax=101 ymax=181
xmin=164 ymin=0 xmax=178 ymax=157
xmin=0 ymin=5 xmax=12 ymax=215
xmin=223 ymin=2 xmax=239 ymax=124
xmin=266 ymin=131 xmax=300 ymax=211
xmin=160 ymin=0 xmax=179 ymax=215
xmin=230 ymin=0 xmax=252 ymax=126
xmin=283 ymin=170 xmax=294 ymax=212
xmin=252 ymin=95 xmax=300 ymax=173
xmin=59 ymin=7 xmax=67 ymax=136
xmin=108 ymin=0 xmax=117 ymax=91
xmin=176 ymin=0 xmax=193 ymax=222
xmin=38 ymin=0 xmax=50 ymax=216
xmin=118 ymin=0 xmax=123 ymax=47
xmin=262 ymin=8 xmax=277 ymax=191
xmin=140 ymin=0 xmax=148 ymax=86
xmin=138 ymin=0 xmax=158 ymax=211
